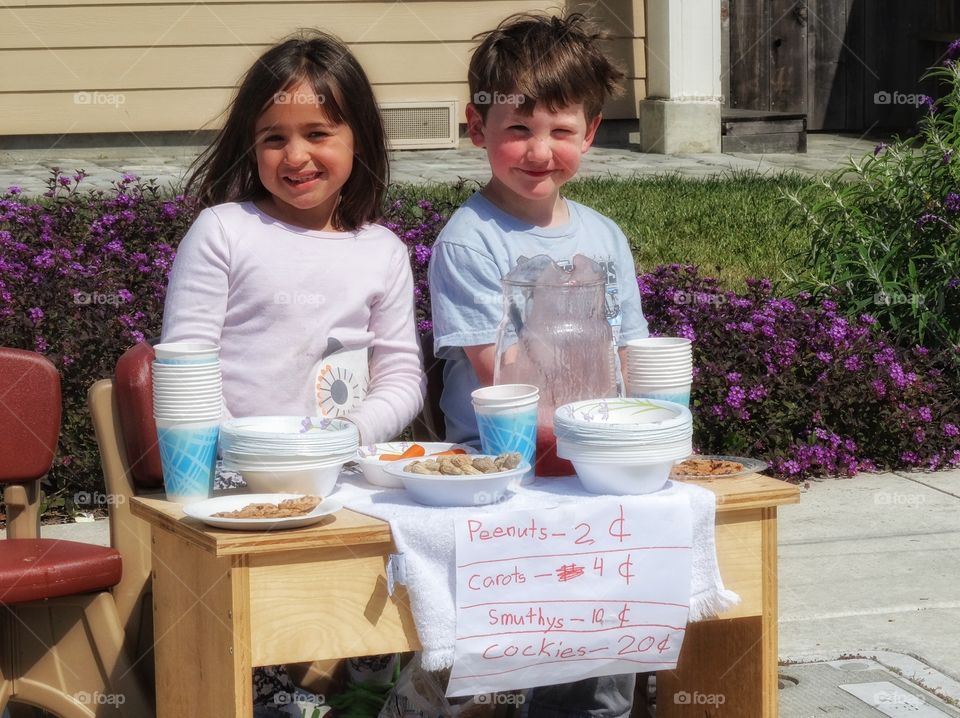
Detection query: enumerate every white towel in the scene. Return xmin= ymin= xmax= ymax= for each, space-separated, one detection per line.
xmin=335 ymin=473 xmax=740 ymax=671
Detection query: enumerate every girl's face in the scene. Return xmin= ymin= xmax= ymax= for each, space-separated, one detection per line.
xmin=253 ymin=80 xmax=355 ymax=231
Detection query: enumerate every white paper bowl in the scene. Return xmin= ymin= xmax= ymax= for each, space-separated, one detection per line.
xmin=355 ymin=442 xmax=477 ymax=488
xmin=570 ymin=458 xmax=673 ymax=495
xmin=383 ymin=455 xmax=529 ymax=506
xmin=238 ymin=462 xmax=343 ymax=496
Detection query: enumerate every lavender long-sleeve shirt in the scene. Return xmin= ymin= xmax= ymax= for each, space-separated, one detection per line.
xmin=161 ymin=202 xmax=423 ymax=443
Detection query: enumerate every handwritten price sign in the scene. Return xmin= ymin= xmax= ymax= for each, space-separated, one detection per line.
xmin=447 ymin=497 xmax=693 ymax=697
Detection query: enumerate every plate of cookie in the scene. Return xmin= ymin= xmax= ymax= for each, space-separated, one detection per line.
xmin=669 ymin=455 xmax=768 ymax=480
xmin=182 ymin=493 xmax=342 ymax=530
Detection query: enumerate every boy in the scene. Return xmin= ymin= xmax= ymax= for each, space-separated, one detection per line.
xmin=428 ymin=12 xmax=650 ymax=718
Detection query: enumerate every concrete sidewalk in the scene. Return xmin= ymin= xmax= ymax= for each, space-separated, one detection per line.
xmin=0 ymin=133 xmax=880 ymax=196
xmin=4 ymin=468 xmax=958 ymax=715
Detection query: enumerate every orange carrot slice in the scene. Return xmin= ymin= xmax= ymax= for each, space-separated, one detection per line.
xmin=379 ymin=443 xmax=426 ymax=461
xmin=428 ymin=449 xmax=468 ymax=457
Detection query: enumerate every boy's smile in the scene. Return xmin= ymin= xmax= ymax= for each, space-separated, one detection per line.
xmin=467 ymin=100 xmax=601 ymax=226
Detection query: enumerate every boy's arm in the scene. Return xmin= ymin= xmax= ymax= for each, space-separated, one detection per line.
xmin=464 ymin=344 xmax=496 ymax=386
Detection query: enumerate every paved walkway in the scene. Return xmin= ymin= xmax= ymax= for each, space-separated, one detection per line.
xmin=0 ymin=133 xmax=880 ymax=196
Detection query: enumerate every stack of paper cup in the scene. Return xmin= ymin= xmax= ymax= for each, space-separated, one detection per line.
xmin=625 ymin=337 xmax=693 ymax=407
xmin=471 ymin=384 xmax=539 ymax=485
xmin=151 ymin=342 xmax=222 ymax=504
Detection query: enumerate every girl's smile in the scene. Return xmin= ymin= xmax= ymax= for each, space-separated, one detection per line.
xmin=253 ymin=81 xmax=355 ymax=231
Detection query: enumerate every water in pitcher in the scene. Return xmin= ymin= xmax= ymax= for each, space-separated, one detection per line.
xmin=493 ymin=255 xmax=617 ymax=476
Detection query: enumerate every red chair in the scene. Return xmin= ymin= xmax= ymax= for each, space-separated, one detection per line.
xmin=0 ymin=347 xmax=152 ymax=717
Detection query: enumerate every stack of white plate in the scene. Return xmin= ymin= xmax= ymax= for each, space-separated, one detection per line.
xmin=220 ymin=416 xmax=359 ymax=495
xmin=554 ymin=398 xmax=693 ymax=494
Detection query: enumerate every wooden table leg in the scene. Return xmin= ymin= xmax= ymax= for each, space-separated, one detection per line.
xmin=152 ymin=531 xmax=252 ymax=718
xmin=656 ymin=507 xmax=779 ymax=717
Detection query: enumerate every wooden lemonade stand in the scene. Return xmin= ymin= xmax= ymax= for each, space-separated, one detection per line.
xmin=131 ymin=472 xmax=798 ymax=718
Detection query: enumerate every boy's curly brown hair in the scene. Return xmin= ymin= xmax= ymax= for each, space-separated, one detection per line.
xmin=468 ymin=12 xmax=625 ymax=121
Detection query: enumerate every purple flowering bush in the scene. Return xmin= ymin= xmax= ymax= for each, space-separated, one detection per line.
xmin=639 ymin=264 xmax=960 ymax=480
xmin=3 ymin=171 xmax=959 ymax=494
xmin=784 ymin=49 xmax=960 ymax=350
xmin=0 ymin=172 xmax=195 ymax=495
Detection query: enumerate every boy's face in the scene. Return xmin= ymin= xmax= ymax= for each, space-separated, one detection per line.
xmin=467 ymin=99 xmax=601 ymax=204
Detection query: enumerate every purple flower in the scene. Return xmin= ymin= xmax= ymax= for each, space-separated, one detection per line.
xmin=117 ymin=288 xmax=133 ymax=302
xmin=944 ymin=150 xmax=954 ymax=165
xmin=874 ymin=143 xmax=887 ymax=156
xmin=28 ymin=307 xmax=44 ymax=323
xmin=944 ymin=192 xmax=960 ymax=214
xmin=947 ymin=38 xmax=960 ymax=62
xmin=870 ymin=379 xmax=887 ymax=398
xmin=843 ymin=355 xmax=863 ymax=371
xmin=917 ymin=94 xmax=935 ymax=113
xmin=900 ymin=451 xmax=920 ymax=464
xmin=916 ymin=212 xmax=939 ymax=228
xmin=57 ymin=176 xmax=71 ymax=188
xmin=917 ymin=407 xmax=933 ymax=423
xmin=5 ymin=185 xmax=22 ymax=195
xmin=944 ymin=424 xmax=959 ymax=438
xmin=726 ymin=372 xmax=741 ymax=383
xmin=948 ymin=279 xmax=960 ymax=290
xmin=725 ymin=385 xmax=746 ymax=409
xmin=414 ymin=244 xmax=432 ymax=266
xmin=816 ymin=351 xmax=832 ymax=363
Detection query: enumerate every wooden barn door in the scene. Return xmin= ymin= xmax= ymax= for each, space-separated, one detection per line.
xmin=726 ymin=0 xmax=959 ymax=132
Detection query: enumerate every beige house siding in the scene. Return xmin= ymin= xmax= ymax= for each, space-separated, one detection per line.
xmin=0 ymin=0 xmax=645 ymax=136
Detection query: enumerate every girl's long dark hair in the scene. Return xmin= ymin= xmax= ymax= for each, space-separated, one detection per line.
xmin=185 ymin=30 xmax=389 ymax=231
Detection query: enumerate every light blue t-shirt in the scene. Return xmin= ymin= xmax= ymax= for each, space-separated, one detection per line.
xmin=428 ymin=193 xmax=649 ymax=445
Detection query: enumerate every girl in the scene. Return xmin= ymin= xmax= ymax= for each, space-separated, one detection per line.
xmin=161 ymin=31 xmax=422 ymax=713
xmin=162 ymin=30 xmax=424 ymax=446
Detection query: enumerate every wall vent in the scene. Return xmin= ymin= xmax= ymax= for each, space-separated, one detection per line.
xmin=380 ymin=101 xmax=458 ymax=149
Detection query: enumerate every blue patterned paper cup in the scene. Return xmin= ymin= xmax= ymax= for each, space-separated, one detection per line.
xmin=155 ymin=419 xmax=220 ymax=504
xmin=627 ymin=383 xmax=692 ymax=408
xmin=153 ymin=342 xmax=220 ymax=365
xmin=472 ymin=384 xmax=539 ymax=485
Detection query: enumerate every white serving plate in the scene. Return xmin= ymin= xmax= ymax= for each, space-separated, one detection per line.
xmin=182 ymin=493 xmax=342 ymax=530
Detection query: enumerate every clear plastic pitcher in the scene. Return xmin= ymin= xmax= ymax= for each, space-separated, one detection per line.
xmin=493 ymin=255 xmax=617 ymax=476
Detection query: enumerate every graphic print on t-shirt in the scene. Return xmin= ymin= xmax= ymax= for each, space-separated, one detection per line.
xmin=314 ymin=337 xmax=368 ymax=417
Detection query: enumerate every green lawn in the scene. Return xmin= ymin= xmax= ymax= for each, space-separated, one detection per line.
xmin=393 ymin=172 xmax=822 ymax=288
